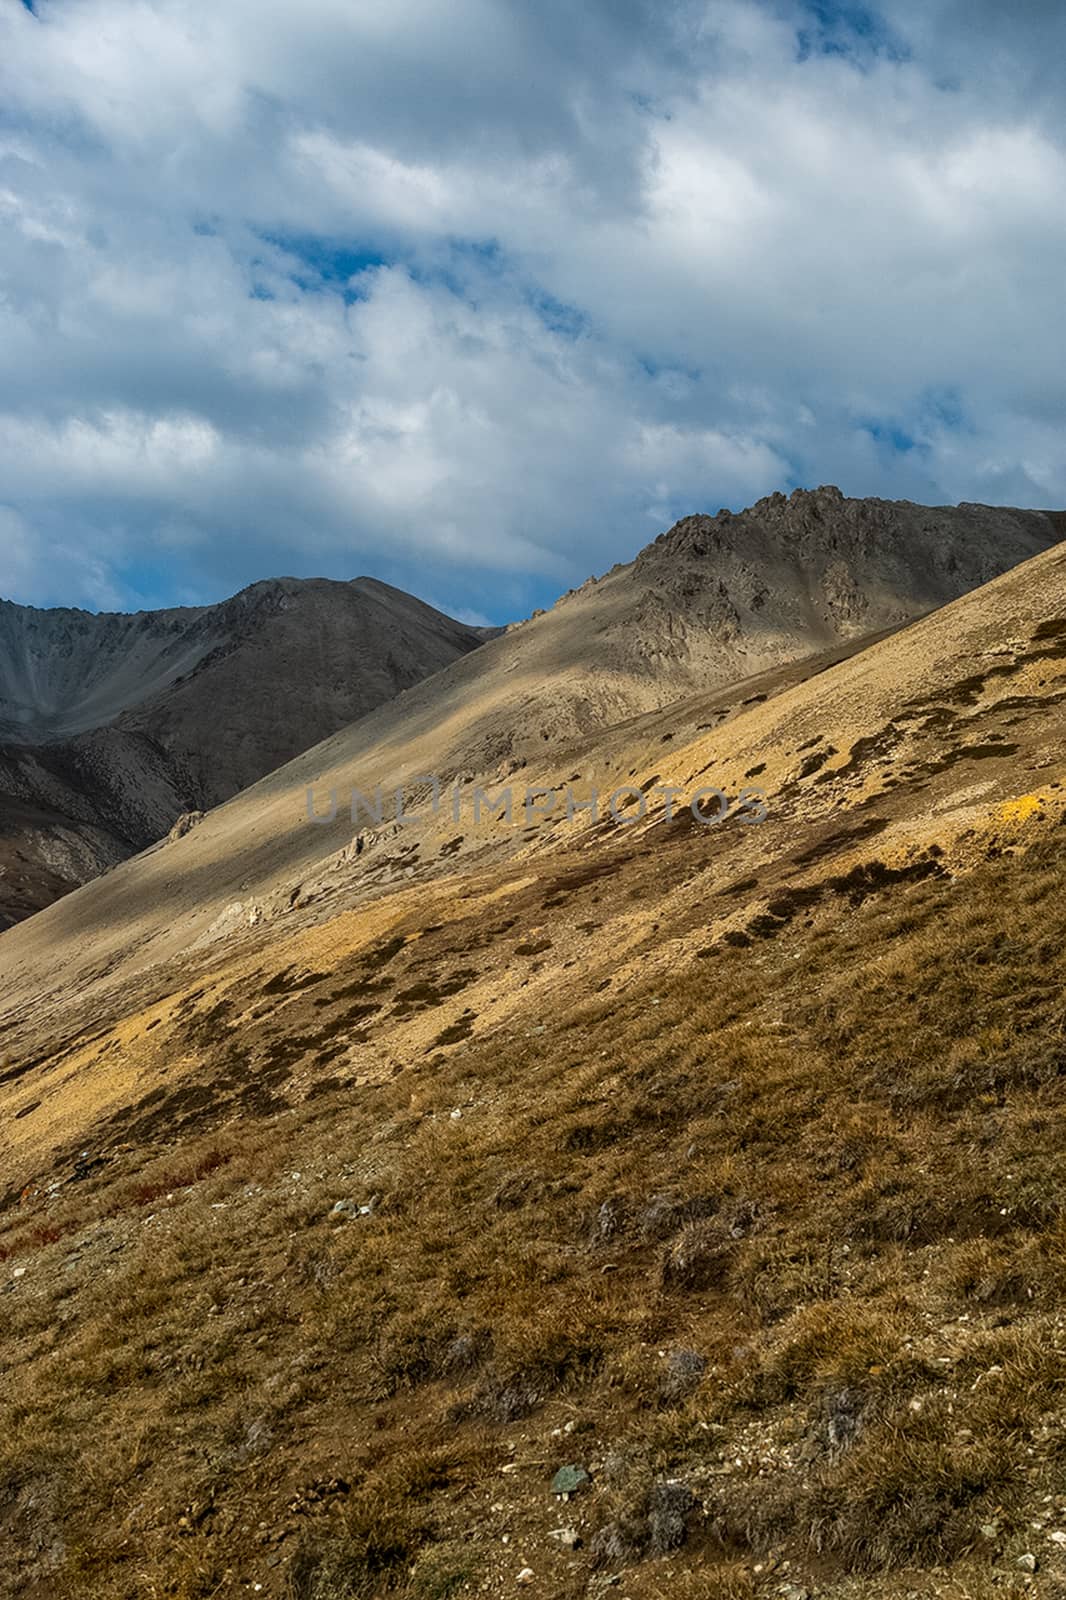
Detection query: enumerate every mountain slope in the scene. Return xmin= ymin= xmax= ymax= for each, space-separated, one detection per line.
xmin=0 ymin=486 xmax=1059 ymax=985
xmin=3 ymin=528 xmax=1066 ymax=1599
xmin=0 ymin=577 xmax=487 ymax=927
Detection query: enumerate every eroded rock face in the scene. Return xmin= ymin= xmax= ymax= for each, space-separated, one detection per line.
xmin=629 ymin=487 xmax=1064 ymax=660
xmin=0 ymin=577 xmax=486 ymax=925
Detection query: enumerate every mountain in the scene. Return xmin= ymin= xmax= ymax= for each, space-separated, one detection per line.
xmin=0 ymin=487 xmax=1058 ymax=956
xmin=0 ymin=577 xmax=488 ymax=928
xmin=2 ymin=497 xmax=1066 ymax=1600
xmin=233 ymin=487 xmax=1063 ymax=785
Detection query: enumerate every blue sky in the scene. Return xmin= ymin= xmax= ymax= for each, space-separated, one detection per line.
xmin=1 ymin=0 xmax=1064 ymax=623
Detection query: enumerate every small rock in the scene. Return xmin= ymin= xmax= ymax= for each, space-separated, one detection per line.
xmin=330 ymin=1199 xmax=360 ymax=1219
xmin=589 ymin=1523 xmax=630 ymax=1566
xmin=1050 ymin=1530 xmax=1066 ymax=1545
xmin=551 ymin=1464 xmax=590 ymax=1498
xmin=979 ymin=1522 xmax=1000 ymax=1539
xmin=659 ymin=1347 xmax=707 ymax=1404
xmin=168 ymin=809 xmax=205 ymax=843
xmin=589 ymin=1196 xmax=626 ymax=1248
xmin=450 ymin=1107 xmax=463 ymax=1120
xmin=1018 ymin=1553 xmax=1038 ymax=1572
xmin=647 ymin=1478 xmax=696 ymax=1555
xmin=824 ymin=1385 xmax=866 ymax=1452
xmin=442 ymin=1330 xmax=491 ymax=1373
xmin=516 ymin=1568 xmax=534 ymax=1585
xmin=547 ymin=1527 xmax=581 ymax=1549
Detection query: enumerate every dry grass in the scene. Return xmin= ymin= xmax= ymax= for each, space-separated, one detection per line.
xmin=3 ymin=834 xmax=1066 ymax=1597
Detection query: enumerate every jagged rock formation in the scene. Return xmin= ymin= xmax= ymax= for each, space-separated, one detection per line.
xmin=602 ymin=485 xmax=1066 ymax=676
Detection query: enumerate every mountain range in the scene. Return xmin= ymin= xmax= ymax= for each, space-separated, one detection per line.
xmin=3 ymin=488 xmax=1066 ymax=1600
xmin=2 ymin=488 xmax=1061 ymax=934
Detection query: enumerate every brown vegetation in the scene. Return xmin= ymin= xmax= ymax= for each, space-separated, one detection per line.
xmin=3 ymin=828 xmax=1066 ymax=1598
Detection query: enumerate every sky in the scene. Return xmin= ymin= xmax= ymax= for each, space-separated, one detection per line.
xmin=1 ymin=0 xmax=1064 ymax=624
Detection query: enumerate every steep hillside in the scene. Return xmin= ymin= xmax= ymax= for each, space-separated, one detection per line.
xmin=1 ymin=489 xmax=1059 ymax=933
xmin=0 ymin=578 xmax=487 ymax=927
xmin=1 ymin=487 xmax=1061 ymax=1008
xmin=3 ymin=535 xmax=1066 ymax=1599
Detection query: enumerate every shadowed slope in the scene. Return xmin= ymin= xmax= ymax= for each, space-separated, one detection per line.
xmin=0 ymin=577 xmax=487 ymax=926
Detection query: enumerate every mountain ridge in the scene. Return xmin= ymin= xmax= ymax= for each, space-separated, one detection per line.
xmin=0 ymin=576 xmax=488 ymax=927
xmin=0 ymin=487 xmax=1061 ymax=936
xmin=1 ymin=486 xmax=1063 ymax=1014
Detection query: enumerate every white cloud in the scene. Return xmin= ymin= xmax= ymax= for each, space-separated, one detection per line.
xmin=0 ymin=0 xmax=1064 ymax=618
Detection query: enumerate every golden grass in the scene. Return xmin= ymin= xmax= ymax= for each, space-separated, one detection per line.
xmin=3 ymin=833 xmax=1066 ymax=1597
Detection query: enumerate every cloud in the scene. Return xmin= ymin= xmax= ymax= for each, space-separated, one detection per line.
xmin=0 ymin=507 xmax=42 ymax=601
xmin=0 ymin=0 xmax=1064 ymax=619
